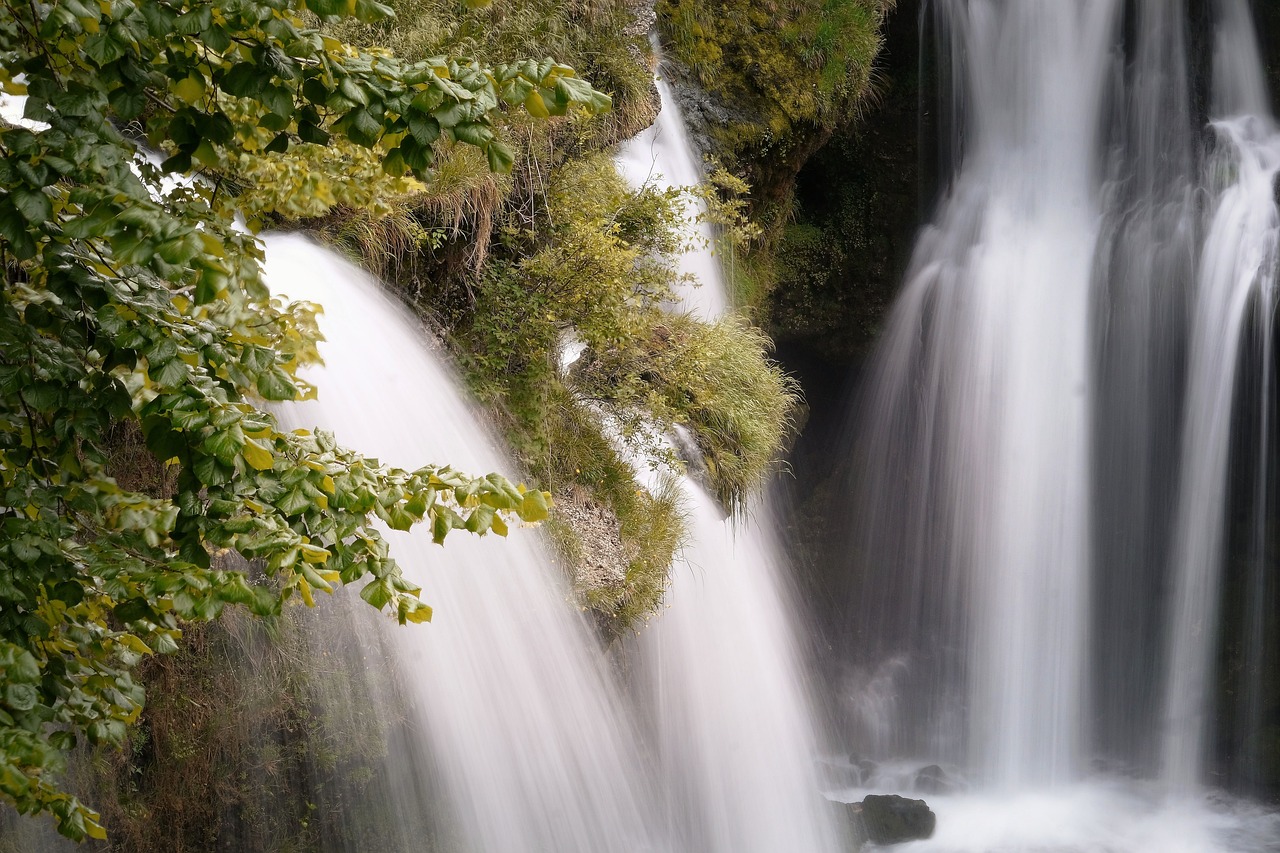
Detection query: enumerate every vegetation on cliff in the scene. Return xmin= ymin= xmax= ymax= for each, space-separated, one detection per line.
xmin=1 ymin=0 xmax=892 ymax=842
xmin=0 ymin=0 xmax=616 ymax=836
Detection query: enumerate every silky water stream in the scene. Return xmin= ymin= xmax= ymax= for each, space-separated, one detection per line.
xmin=836 ymin=1 xmax=1280 ymax=850
xmin=262 ymin=234 xmax=666 ymax=853
xmin=612 ymin=46 xmax=846 ymax=853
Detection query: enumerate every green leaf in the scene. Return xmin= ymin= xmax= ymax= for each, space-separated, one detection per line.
xmin=452 ymin=122 xmax=493 ymax=147
xmin=278 ymin=487 xmax=312 ymax=516
xmin=220 ymin=63 xmax=265 ymax=98
xmin=298 ymin=121 xmax=330 ymax=144
xmin=464 ymin=503 xmax=496 ymax=534
xmin=201 ymin=24 xmax=232 ymax=52
xmin=255 ymin=366 xmax=297 ymax=401
xmin=264 ymin=131 xmax=290 ymax=154
xmin=112 ymin=600 xmax=154 ymax=624
xmin=519 ymin=489 xmax=550 ymax=523
xmin=109 ymin=86 xmax=147 ymax=120
xmin=260 ymin=85 xmax=294 ymax=119
xmin=485 ymin=140 xmax=514 ymax=174
xmin=84 ymin=33 xmax=126 ymax=66
xmin=173 ymin=6 xmax=213 ymax=34
xmin=3 ymin=683 xmax=39 ymax=712
xmin=203 ymin=425 xmax=246 ymax=463
xmin=10 ymin=188 xmax=52 ymax=224
xmin=352 ymin=0 xmax=395 ymax=23
xmin=306 ymin=0 xmax=345 ymax=15
xmin=359 ymin=578 xmax=392 ymax=609
xmin=408 ymin=113 xmax=440 ymax=146
xmin=431 ymin=509 xmax=452 ymax=544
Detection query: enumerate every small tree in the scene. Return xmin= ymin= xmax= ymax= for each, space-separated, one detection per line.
xmin=0 ymin=0 xmax=609 ymax=838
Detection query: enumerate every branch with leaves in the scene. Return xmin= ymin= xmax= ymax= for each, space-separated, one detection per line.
xmin=0 ymin=0 xmax=607 ymax=839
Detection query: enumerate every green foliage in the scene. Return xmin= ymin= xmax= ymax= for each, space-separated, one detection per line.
xmin=464 ymin=153 xmax=678 ymax=399
xmin=652 ymin=0 xmax=894 ymax=330
xmin=457 ymin=152 xmax=793 ymax=625
xmin=0 ymin=0 xmax=611 ymax=839
xmin=659 ymin=0 xmax=892 ymax=136
xmin=575 ymin=313 xmax=799 ymax=513
xmin=78 ymin=604 xmax=449 ymax=852
xmin=517 ymin=384 xmax=686 ymax=632
xmin=330 ymin=0 xmax=656 ymax=142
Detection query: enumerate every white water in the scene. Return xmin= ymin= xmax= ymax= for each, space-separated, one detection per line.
xmin=616 ymin=43 xmax=845 ymax=853
xmin=265 ymin=233 xmax=665 ymax=853
xmin=633 ymin=483 xmax=846 ymax=852
xmin=854 ymin=0 xmax=1118 ymax=786
xmin=615 ymin=42 xmax=729 ymax=319
xmin=841 ymin=1 xmax=1280 ymax=849
xmin=1162 ymin=4 xmax=1280 ymax=791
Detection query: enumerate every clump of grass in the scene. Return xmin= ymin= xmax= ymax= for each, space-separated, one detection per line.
xmin=481 ymin=376 xmax=687 ymax=634
xmin=575 ymin=312 xmax=800 ymax=513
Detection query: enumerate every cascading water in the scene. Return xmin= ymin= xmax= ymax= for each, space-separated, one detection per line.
xmin=1161 ymin=3 xmax=1280 ymax=793
xmin=838 ymin=0 xmax=1280 ymax=849
xmin=615 ymin=43 xmax=730 ymax=318
xmin=264 ymin=233 xmax=665 ymax=853
xmin=850 ymin=0 xmax=1116 ymax=786
xmin=615 ymin=47 xmax=845 ymax=853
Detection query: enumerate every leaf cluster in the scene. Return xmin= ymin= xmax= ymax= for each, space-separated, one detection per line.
xmin=0 ymin=0 xmax=603 ymax=839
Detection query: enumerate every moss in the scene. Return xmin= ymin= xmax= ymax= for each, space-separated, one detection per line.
xmin=529 ymin=390 xmax=687 ymax=634
xmin=646 ymin=0 xmax=896 ymax=326
xmin=758 ymin=0 xmax=919 ymax=363
xmin=661 ymin=0 xmax=890 ymax=133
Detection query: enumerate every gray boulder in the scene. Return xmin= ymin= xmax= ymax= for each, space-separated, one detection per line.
xmin=913 ymin=763 xmax=963 ymax=795
xmin=850 ymin=793 xmax=936 ymax=845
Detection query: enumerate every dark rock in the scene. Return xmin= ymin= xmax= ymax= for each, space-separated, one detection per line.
xmin=913 ymin=764 xmax=961 ymax=795
xmin=847 ymin=754 xmax=879 ymax=785
xmin=855 ymin=794 xmax=936 ymax=845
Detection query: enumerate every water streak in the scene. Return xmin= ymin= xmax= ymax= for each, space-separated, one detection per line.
xmin=266 ymin=233 xmax=664 ymax=853
xmin=616 ymin=44 xmax=844 ymax=852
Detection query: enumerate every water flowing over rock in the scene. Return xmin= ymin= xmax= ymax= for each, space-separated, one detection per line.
xmin=837 ymin=0 xmax=1280 ymax=848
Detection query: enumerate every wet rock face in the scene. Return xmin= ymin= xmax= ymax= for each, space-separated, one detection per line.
xmin=843 ymin=793 xmax=937 ymax=846
xmin=913 ymin=763 xmax=963 ymax=796
xmin=1256 ymin=0 xmax=1280 ymax=116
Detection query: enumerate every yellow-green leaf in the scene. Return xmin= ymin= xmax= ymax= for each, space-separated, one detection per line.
xmin=298 ymin=543 xmax=330 ymax=564
xmin=242 ymin=438 xmax=274 ymax=471
xmin=173 ymin=75 xmax=205 ymax=105
xmin=524 ymin=88 xmax=549 ymax=118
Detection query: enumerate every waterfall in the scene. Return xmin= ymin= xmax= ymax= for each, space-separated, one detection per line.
xmin=615 ymin=42 xmax=731 ymax=319
xmin=264 ymin=233 xmax=665 ymax=853
xmin=616 ymin=47 xmax=845 ymax=853
xmin=849 ymin=0 xmax=1119 ymax=786
xmin=1162 ymin=1 xmax=1280 ymax=792
xmin=841 ymin=0 xmax=1280 ymax=844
